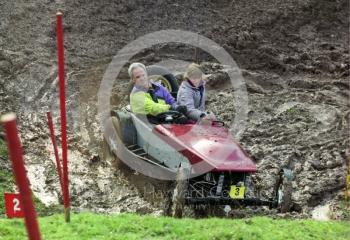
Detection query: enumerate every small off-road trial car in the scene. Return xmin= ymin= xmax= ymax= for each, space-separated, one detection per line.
xmin=105 ymin=65 xmax=294 ymax=217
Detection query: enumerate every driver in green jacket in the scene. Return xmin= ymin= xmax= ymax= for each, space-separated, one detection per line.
xmin=128 ymin=62 xmax=187 ymax=118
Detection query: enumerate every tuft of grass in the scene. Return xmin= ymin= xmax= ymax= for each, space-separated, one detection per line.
xmin=286 ymin=106 xmax=302 ymax=115
xmin=285 ymin=106 xmax=309 ymax=119
xmin=0 ymin=170 xmax=14 ymax=217
xmin=336 ymin=201 xmax=350 ymax=221
xmin=0 ymin=138 xmax=7 ymax=158
xmin=0 ymin=213 xmax=349 ymax=240
xmin=0 ymin=138 xmax=13 ymax=217
xmin=33 ymin=198 xmax=62 ymax=217
xmin=0 ymin=139 xmax=60 ymax=217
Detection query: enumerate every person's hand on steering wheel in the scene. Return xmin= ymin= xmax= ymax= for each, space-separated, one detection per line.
xmin=155 ymin=109 xmax=188 ymax=124
xmin=172 ymin=105 xmax=187 ymax=115
xmin=198 ymin=111 xmax=216 ymax=125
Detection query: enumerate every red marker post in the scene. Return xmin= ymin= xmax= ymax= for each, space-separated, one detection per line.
xmin=1 ymin=113 xmax=41 ymax=240
xmin=56 ymin=11 xmax=70 ymax=222
xmin=46 ymin=112 xmax=64 ymax=198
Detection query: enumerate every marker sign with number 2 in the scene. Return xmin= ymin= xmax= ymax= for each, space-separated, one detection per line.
xmin=4 ymin=193 xmax=25 ymax=218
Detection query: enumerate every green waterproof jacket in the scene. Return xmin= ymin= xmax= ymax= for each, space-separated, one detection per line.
xmin=130 ymin=83 xmax=175 ymax=116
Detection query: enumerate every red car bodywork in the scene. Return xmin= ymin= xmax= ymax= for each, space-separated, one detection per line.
xmin=153 ymin=123 xmax=257 ymax=173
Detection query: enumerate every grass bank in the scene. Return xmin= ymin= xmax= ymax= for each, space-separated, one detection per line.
xmin=0 ymin=213 xmax=349 ymax=240
xmin=0 ymin=138 xmax=60 ymax=217
xmin=0 ymin=138 xmax=13 ymax=217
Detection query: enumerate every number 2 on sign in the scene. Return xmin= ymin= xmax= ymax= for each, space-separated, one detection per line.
xmin=13 ymin=198 xmax=21 ymax=213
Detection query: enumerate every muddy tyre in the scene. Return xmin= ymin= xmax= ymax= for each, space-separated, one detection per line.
xmin=172 ymin=165 xmax=188 ymax=218
xmin=274 ymin=168 xmax=294 ymax=213
xmin=158 ymin=74 xmax=179 ymax=93
xmin=146 ymin=65 xmax=179 ymax=96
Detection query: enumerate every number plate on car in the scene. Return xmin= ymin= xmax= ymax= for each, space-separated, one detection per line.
xmin=229 ymin=185 xmax=245 ymax=199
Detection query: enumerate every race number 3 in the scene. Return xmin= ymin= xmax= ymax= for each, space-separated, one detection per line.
xmin=4 ymin=193 xmax=25 ymax=218
xmin=229 ymin=185 xmax=245 ymax=199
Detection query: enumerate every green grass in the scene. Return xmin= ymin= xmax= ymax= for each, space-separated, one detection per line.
xmin=0 ymin=139 xmax=61 ymax=217
xmin=0 ymin=213 xmax=349 ymax=240
xmin=1 ymin=134 xmax=349 ymax=239
xmin=0 ymin=138 xmax=7 ymax=158
xmin=0 ymin=169 xmax=13 ymax=217
xmin=0 ymin=138 xmax=13 ymax=217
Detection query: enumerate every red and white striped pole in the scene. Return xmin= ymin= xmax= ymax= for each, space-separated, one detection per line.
xmin=46 ymin=112 xmax=64 ymax=199
xmin=1 ymin=113 xmax=41 ymax=240
xmin=56 ymin=11 xmax=70 ymax=222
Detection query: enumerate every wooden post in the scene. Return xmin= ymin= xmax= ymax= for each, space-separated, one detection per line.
xmin=1 ymin=113 xmax=41 ymax=240
xmin=56 ymin=11 xmax=70 ymax=222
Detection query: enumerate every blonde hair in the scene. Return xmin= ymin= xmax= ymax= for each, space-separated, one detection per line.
xmin=128 ymin=62 xmax=146 ymax=80
xmin=184 ymin=63 xmax=202 ymax=80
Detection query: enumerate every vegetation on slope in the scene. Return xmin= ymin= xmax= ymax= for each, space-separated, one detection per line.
xmin=0 ymin=213 xmax=349 ymax=240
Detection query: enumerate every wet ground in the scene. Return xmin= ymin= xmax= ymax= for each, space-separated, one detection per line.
xmin=0 ymin=0 xmax=349 ymax=219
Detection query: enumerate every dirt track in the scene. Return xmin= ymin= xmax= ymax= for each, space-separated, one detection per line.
xmin=0 ymin=0 xmax=349 ymax=219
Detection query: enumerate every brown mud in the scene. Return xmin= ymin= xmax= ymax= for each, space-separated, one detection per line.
xmin=0 ymin=0 xmax=349 ymax=219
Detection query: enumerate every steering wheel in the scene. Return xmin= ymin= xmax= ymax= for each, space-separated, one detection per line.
xmin=155 ymin=111 xmax=184 ymax=123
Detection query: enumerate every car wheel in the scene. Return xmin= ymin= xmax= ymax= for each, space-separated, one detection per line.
xmin=146 ymin=65 xmax=179 ymax=96
xmin=161 ymin=74 xmax=179 ymax=93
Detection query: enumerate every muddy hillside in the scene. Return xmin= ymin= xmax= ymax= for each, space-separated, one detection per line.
xmin=0 ymin=0 xmax=349 ymax=218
